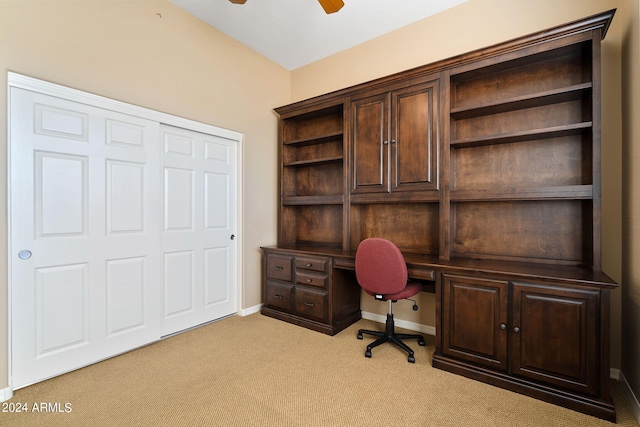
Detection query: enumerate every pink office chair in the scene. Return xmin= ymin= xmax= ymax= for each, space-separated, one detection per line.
xmin=355 ymin=238 xmax=425 ymax=363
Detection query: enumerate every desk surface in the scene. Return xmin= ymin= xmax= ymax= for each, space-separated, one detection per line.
xmin=262 ymin=244 xmax=618 ymax=288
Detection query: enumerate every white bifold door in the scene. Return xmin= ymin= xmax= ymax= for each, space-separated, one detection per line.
xmin=9 ymin=85 xmax=237 ymax=389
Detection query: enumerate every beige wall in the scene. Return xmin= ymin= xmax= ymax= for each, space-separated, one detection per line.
xmin=621 ymin=0 xmax=640 ymax=407
xmin=0 ymin=0 xmax=290 ymax=390
xmin=292 ymin=0 xmax=625 ymax=372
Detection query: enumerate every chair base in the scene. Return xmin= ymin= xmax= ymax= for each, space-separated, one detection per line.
xmin=357 ymin=313 xmax=425 ymax=363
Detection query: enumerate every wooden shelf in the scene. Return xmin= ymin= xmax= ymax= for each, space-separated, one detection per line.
xmin=450 ymin=185 xmax=593 ymax=202
xmin=450 ymin=122 xmax=592 ymax=148
xmin=282 ymin=195 xmax=344 ymax=205
xmin=450 ymin=83 xmax=592 ymax=120
xmin=283 ymin=131 xmax=343 ymax=147
xmin=283 ymin=156 xmax=343 ymax=167
xmin=350 ymin=192 xmax=440 ymax=204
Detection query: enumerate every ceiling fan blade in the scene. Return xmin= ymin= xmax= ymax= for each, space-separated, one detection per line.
xmin=318 ymin=0 xmax=344 ymax=14
xmin=228 ymin=0 xmax=247 ymax=4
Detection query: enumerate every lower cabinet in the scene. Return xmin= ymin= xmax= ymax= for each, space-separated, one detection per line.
xmin=435 ymin=272 xmax=614 ymax=422
xmin=261 ymin=249 xmax=361 ymax=335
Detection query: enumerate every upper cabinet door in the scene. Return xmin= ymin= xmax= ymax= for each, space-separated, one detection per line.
xmin=351 ymin=92 xmax=390 ymax=193
xmin=391 ymin=80 xmax=439 ymax=192
xmin=350 ymin=79 xmax=439 ymax=195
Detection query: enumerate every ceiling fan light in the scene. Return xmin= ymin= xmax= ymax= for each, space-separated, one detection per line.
xmin=318 ymin=0 xmax=344 ymax=14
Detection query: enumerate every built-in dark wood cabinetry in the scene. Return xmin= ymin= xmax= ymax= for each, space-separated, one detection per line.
xmin=262 ymin=10 xmax=618 ymax=421
xmin=351 ymin=77 xmax=439 ymax=196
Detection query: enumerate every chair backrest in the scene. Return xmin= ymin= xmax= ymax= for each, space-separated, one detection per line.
xmin=355 ymin=238 xmax=408 ymax=295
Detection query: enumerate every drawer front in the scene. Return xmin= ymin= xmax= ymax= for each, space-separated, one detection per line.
xmin=266 ymin=253 xmax=293 ymax=282
xmin=266 ymin=281 xmax=295 ymax=312
xmin=295 ymin=287 xmax=327 ymax=322
xmin=295 ymin=256 xmax=329 ymax=273
xmin=295 ymin=271 xmax=328 ymax=288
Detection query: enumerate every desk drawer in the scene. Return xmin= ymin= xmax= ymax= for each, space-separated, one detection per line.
xmin=295 ymin=287 xmax=327 ymax=322
xmin=295 ymin=271 xmax=328 ymax=288
xmin=295 ymin=256 xmax=329 ymax=273
xmin=266 ymin=281 xmax=294 ymax=312
xmin=266 ymin=253 xmax=293 ymax=281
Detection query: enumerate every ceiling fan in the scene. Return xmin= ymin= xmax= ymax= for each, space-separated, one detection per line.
xmin=228 ymin=0 xmax=344 ymax=14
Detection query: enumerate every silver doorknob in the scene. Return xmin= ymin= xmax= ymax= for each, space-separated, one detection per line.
xmin=18 ymin=250 xmax=32 ymax=260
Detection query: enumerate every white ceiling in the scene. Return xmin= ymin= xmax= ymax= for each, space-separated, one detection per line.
xmin=171 ymin=0 xmax=469 ymax=70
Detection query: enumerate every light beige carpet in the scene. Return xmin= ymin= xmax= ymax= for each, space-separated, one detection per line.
xmin=2 ymin=314 xmax=638 ymax=426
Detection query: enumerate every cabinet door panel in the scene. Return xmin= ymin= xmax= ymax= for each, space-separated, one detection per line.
xmin=511 ymin=282 xmax=600 ymax=395
xmin=392 ymin=81 xmax=439 ymax=192
xmin=351 ymin=93 xmax=389 ymax=193
xmin=442 ymin=274 xmax=508 ymax=371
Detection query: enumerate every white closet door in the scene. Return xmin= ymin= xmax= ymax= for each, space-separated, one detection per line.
xmin=160 ymin=125 xmax=238 ymax=336
xmin=9 ymin=88 xmax=162 ymax=388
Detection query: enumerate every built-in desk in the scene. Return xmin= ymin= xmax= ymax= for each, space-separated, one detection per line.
xmin=261 ymin=244 xmax=618 ymax=422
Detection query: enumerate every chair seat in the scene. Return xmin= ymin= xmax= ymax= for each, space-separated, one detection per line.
xmin=365 ymin=281 xmax=422 ymax=301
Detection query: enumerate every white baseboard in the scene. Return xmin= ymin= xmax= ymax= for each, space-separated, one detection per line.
xmin=0 ymin=385 xmax=13 ymax=402
xmin=361 ymin=310 xmax=436 ymax=336
xmin=619 ymin=371 xmax=640 ymax=424
xmin=240 ymin=304 xmax=262 ymax=316
xmin=611 ymin=368 xmax=620 ymax=380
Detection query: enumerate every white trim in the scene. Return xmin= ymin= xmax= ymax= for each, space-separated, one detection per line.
xmin=7 ymin=72 xmax=245 ymax=389
xmin=619 ymin=371 xmax=640 ymax=424
xmin=611 ymin=367 xmax=620 ymax=380
xmin=361 ymin=311 xmax=436 ymax=336
xmin=6 ymin=81 xmax=14 ymax=398
xmin=240 ymin=304 xmax=262 ymax=317
xmin=7 ymin=72 xmax=243 ymax=142
xmin=0 ymin=385 xmax=13 ymax=402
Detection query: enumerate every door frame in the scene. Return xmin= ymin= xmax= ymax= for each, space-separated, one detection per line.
xmin=6 ymin=72 xmax=244 ymax=393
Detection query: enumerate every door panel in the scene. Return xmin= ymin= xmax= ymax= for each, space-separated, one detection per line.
xmin=511 ymin=282 xmax=600 ymax=395
xmin=106 ymin=257 xmax=146 ymax=336
xmin=36 ymin=264 xmax=88 ymax=355
xmin=160 ymin=125 xmax=237 ymax=336
xmin=442 ymin=274 xmax=508 ymax=371
xmin=36 ymin=152 xmax=87 ymax=237
xmin=391 ymin=81 xmax=439 ymax=192
xmin=351 ymin=93 xmax=389 ymax=193
xmin=10 ymin=87 xmax=162 ymax=388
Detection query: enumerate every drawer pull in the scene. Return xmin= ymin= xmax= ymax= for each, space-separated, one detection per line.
xmin=304 ymin=302 xmax=314 ymax=307
xmin=307 ymin=279 xmax=312 ymax=283
xmin=500 ymin=323 xmax=507 ymax=330
xmin=274 ymin=266 xmax=283 ymax=270
xmin=274 ymin=294 xmax=283 ymax=299
xmin=514 ymin=326 xmax=521 ymax=333
xmin=306 ymin=263 xmax=312 ymax=267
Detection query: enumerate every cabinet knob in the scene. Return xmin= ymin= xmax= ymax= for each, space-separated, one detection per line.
xmin=391 ymin=139 xmax=396 ymax=144
xmin=514 ymin=326 xmax=521 ymax=333
xmin=500 ymin=323 xmax=507 ymax=330
xmin=306 ymin=263 xmax=312 ymax=267
xmin=383 ymin=140 xmax=389 ymax=145
xmin=307 ymin=279 xmax=312 ymax=283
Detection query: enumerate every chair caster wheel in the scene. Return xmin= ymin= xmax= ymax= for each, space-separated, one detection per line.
xmin=357 ymin=333 xmax=363 ymax=340
xmin=408 ymin=355 xmax=415 ymax=363
xmin=365 ymin=350 xmax=372 ymax=358
xmin=419 ymin=340 xmax=425 ymax=346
